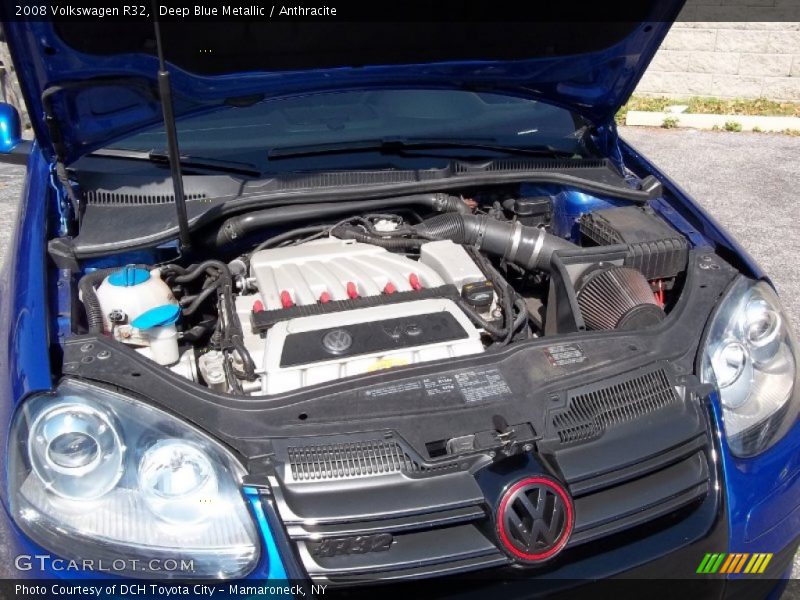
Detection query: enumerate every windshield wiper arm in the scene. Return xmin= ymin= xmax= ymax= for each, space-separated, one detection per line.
xmin=267 ymin=137 xmax=579 ymax=160
xmin=89 ymin=148 xmax=262 ymax=177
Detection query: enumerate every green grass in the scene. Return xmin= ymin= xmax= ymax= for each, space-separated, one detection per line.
xmin=616 ymin=95 xmax=800 ymax=125
xmin=723 ymin=121 xmax=742 ymax=132
xmin=661 ymin=116 xmax=679 ymax=129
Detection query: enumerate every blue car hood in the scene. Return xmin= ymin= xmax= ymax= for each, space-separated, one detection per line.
xmin=2 ymin=5 xmax=683 ymax=164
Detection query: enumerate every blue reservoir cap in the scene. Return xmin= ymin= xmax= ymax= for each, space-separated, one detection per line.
xmin=108 ymin=267 xmax=150 ymax=287
xmin=131 ymin=304 xmax=180 ymax=330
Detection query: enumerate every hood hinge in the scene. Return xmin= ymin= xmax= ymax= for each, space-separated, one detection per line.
xmin=592 ymin=120 xmax=625 ymax=174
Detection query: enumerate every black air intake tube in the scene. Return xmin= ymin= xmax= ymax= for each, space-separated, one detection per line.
xmin=216 ymin=194 xmax=470 ymax=246
xmin=413 ymin=214 xmax=577 ymax=272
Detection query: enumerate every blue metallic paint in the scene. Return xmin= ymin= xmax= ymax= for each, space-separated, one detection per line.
xmin=0 ymin=144 xmax=55 ymax=566
xmin=0 ymin=103 xmax=22 ymax=152
xmin=242 ymin=487 xmax=289 ymax=581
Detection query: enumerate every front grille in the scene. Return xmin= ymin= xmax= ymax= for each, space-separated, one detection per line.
xmin=552 ymin=368 xmax=678 ymax=444
xmin=271 ymin=367 xmax=713 ymax=586
xmin=287 ymin=440 xmax=420 ymax=481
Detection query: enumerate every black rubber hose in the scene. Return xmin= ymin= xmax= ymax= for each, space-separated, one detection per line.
xmin=512 ymin=298 xmax=530 ymax=336
xmin=173 ymin=260 xmax=231 ymax=284
xmin=413 ymin=214 xmax=576 ymax=273
xmin=454 ymin=296 xmax=507 ymax=338
xmin=180 ymin=280 xmax=221 ymax=316
xmin=252 ymin=225 xmax=329 ymax=253
xmin=216 ymin=194 xmax=470 ymax=246
xmin=78 ymin=268 xmax=119 ymax=334
xmin=331 ymin=225 xmax=427 ymax=250
xmin=166 ymin=260 xmax=258 ymax=382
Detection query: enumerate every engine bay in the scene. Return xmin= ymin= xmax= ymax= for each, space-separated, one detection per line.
xmin=73 ymin=185 xmax=690 ymax=396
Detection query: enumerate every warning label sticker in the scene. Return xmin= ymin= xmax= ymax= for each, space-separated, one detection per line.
xmin=544 ymin=343 xmax=586 ymax=367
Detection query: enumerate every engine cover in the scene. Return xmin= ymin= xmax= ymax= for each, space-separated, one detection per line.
xmin=235 ymin=238 xmax=485 ymax=395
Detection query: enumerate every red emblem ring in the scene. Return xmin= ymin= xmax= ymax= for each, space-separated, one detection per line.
xmin=496 ymin=475 xmax=574 ymax=563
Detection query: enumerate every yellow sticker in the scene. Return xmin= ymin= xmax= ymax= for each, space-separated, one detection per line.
xmin=367 ymin=357 xmax=410 ymax=372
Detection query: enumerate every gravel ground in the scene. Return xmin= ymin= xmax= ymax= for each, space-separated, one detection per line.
xmin=0 ymin=129 xmax=798 ymax=588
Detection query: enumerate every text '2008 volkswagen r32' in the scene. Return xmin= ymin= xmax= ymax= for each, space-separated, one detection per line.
xmin=0 ymin=2 xmax=798 ymax=598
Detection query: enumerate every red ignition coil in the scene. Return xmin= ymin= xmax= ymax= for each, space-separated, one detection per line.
xmin=280 ymin=290 xmax=294 ymax=309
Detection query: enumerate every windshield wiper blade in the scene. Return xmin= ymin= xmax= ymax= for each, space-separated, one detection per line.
xmin=267 ymin=137 xmax=579 ymax=160
xmin=89 ymin=148 xmax=262 ymax=177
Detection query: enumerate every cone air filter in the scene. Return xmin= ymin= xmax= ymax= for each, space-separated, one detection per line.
xmin=576 ymin=264 xmax=665 ymax=331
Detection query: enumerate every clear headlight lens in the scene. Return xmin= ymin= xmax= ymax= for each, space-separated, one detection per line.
xmin=701 ymin=278 xmax=799 ymax=457
xmin=29 ymin=402 xmax=124 ymax=499
xmin=7 ymin=380 xmax=259 ymax=578
xmin=138 ymin=439 xmax=218 ymax=525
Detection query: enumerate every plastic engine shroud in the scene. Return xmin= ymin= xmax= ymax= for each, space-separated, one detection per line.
xmin=234 ymin=238 xmax=487 ymax=395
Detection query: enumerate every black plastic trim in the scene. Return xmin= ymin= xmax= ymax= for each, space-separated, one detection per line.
xmin=70 ymin=158 xmax=650 ymax=256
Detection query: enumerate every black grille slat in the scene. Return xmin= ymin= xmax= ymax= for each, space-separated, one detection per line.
xmin=553 ymin=369 xmax=678 ymax=444
xmin=287 ymin=440 xmax=421 ymax=481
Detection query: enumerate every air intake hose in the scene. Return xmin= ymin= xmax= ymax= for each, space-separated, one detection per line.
xmin=413 ymin=214 xmax=577 ymax=273
xmin=216 ymin=194 xmax=470 ymax=246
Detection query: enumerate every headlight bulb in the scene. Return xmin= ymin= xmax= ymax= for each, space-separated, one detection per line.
xmin=47 ymin=431 xmax=100 ymax=470
xmin=743 ymin=297 xmax=782 ymax=364
xmin=710 ymin=340 xmax=754 ymax=409
xmin=28 ymin=402 xmax=124 ymax=499
xmin=138 ymin=439 xmax=218 ymax=524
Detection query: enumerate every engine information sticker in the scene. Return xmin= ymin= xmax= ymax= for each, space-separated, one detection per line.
xmin=363 ymin=368 xmax=512 ymax=404
xmin=422 ymin=375 xmax=458 ymax=397
xmin=454 ymin=368 xmax=512 ymax=403
xmin=544 ymin=343 xmax=586 ymax=367
xmin=364 ymin=380 xmax=423 ymax=398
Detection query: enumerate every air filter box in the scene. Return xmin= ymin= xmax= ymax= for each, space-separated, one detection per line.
xmin=579 ymin=206 xmax=689 ymax=280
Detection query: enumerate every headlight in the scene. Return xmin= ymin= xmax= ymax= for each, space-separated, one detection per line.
xmin=7 ymin=379 xmax=259 ymax=578
xmin=701 ymin=278 xmax=799 ymax=457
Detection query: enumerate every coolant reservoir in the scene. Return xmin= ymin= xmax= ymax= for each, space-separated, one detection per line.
xmin=94 ymin=266 xmax=177 ymax=331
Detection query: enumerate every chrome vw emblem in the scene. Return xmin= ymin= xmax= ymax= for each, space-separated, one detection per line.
xmin=322 ymin=329 xmax=353 ymax=354
xmin=496 ymin=476 xmax=574 ymax=563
